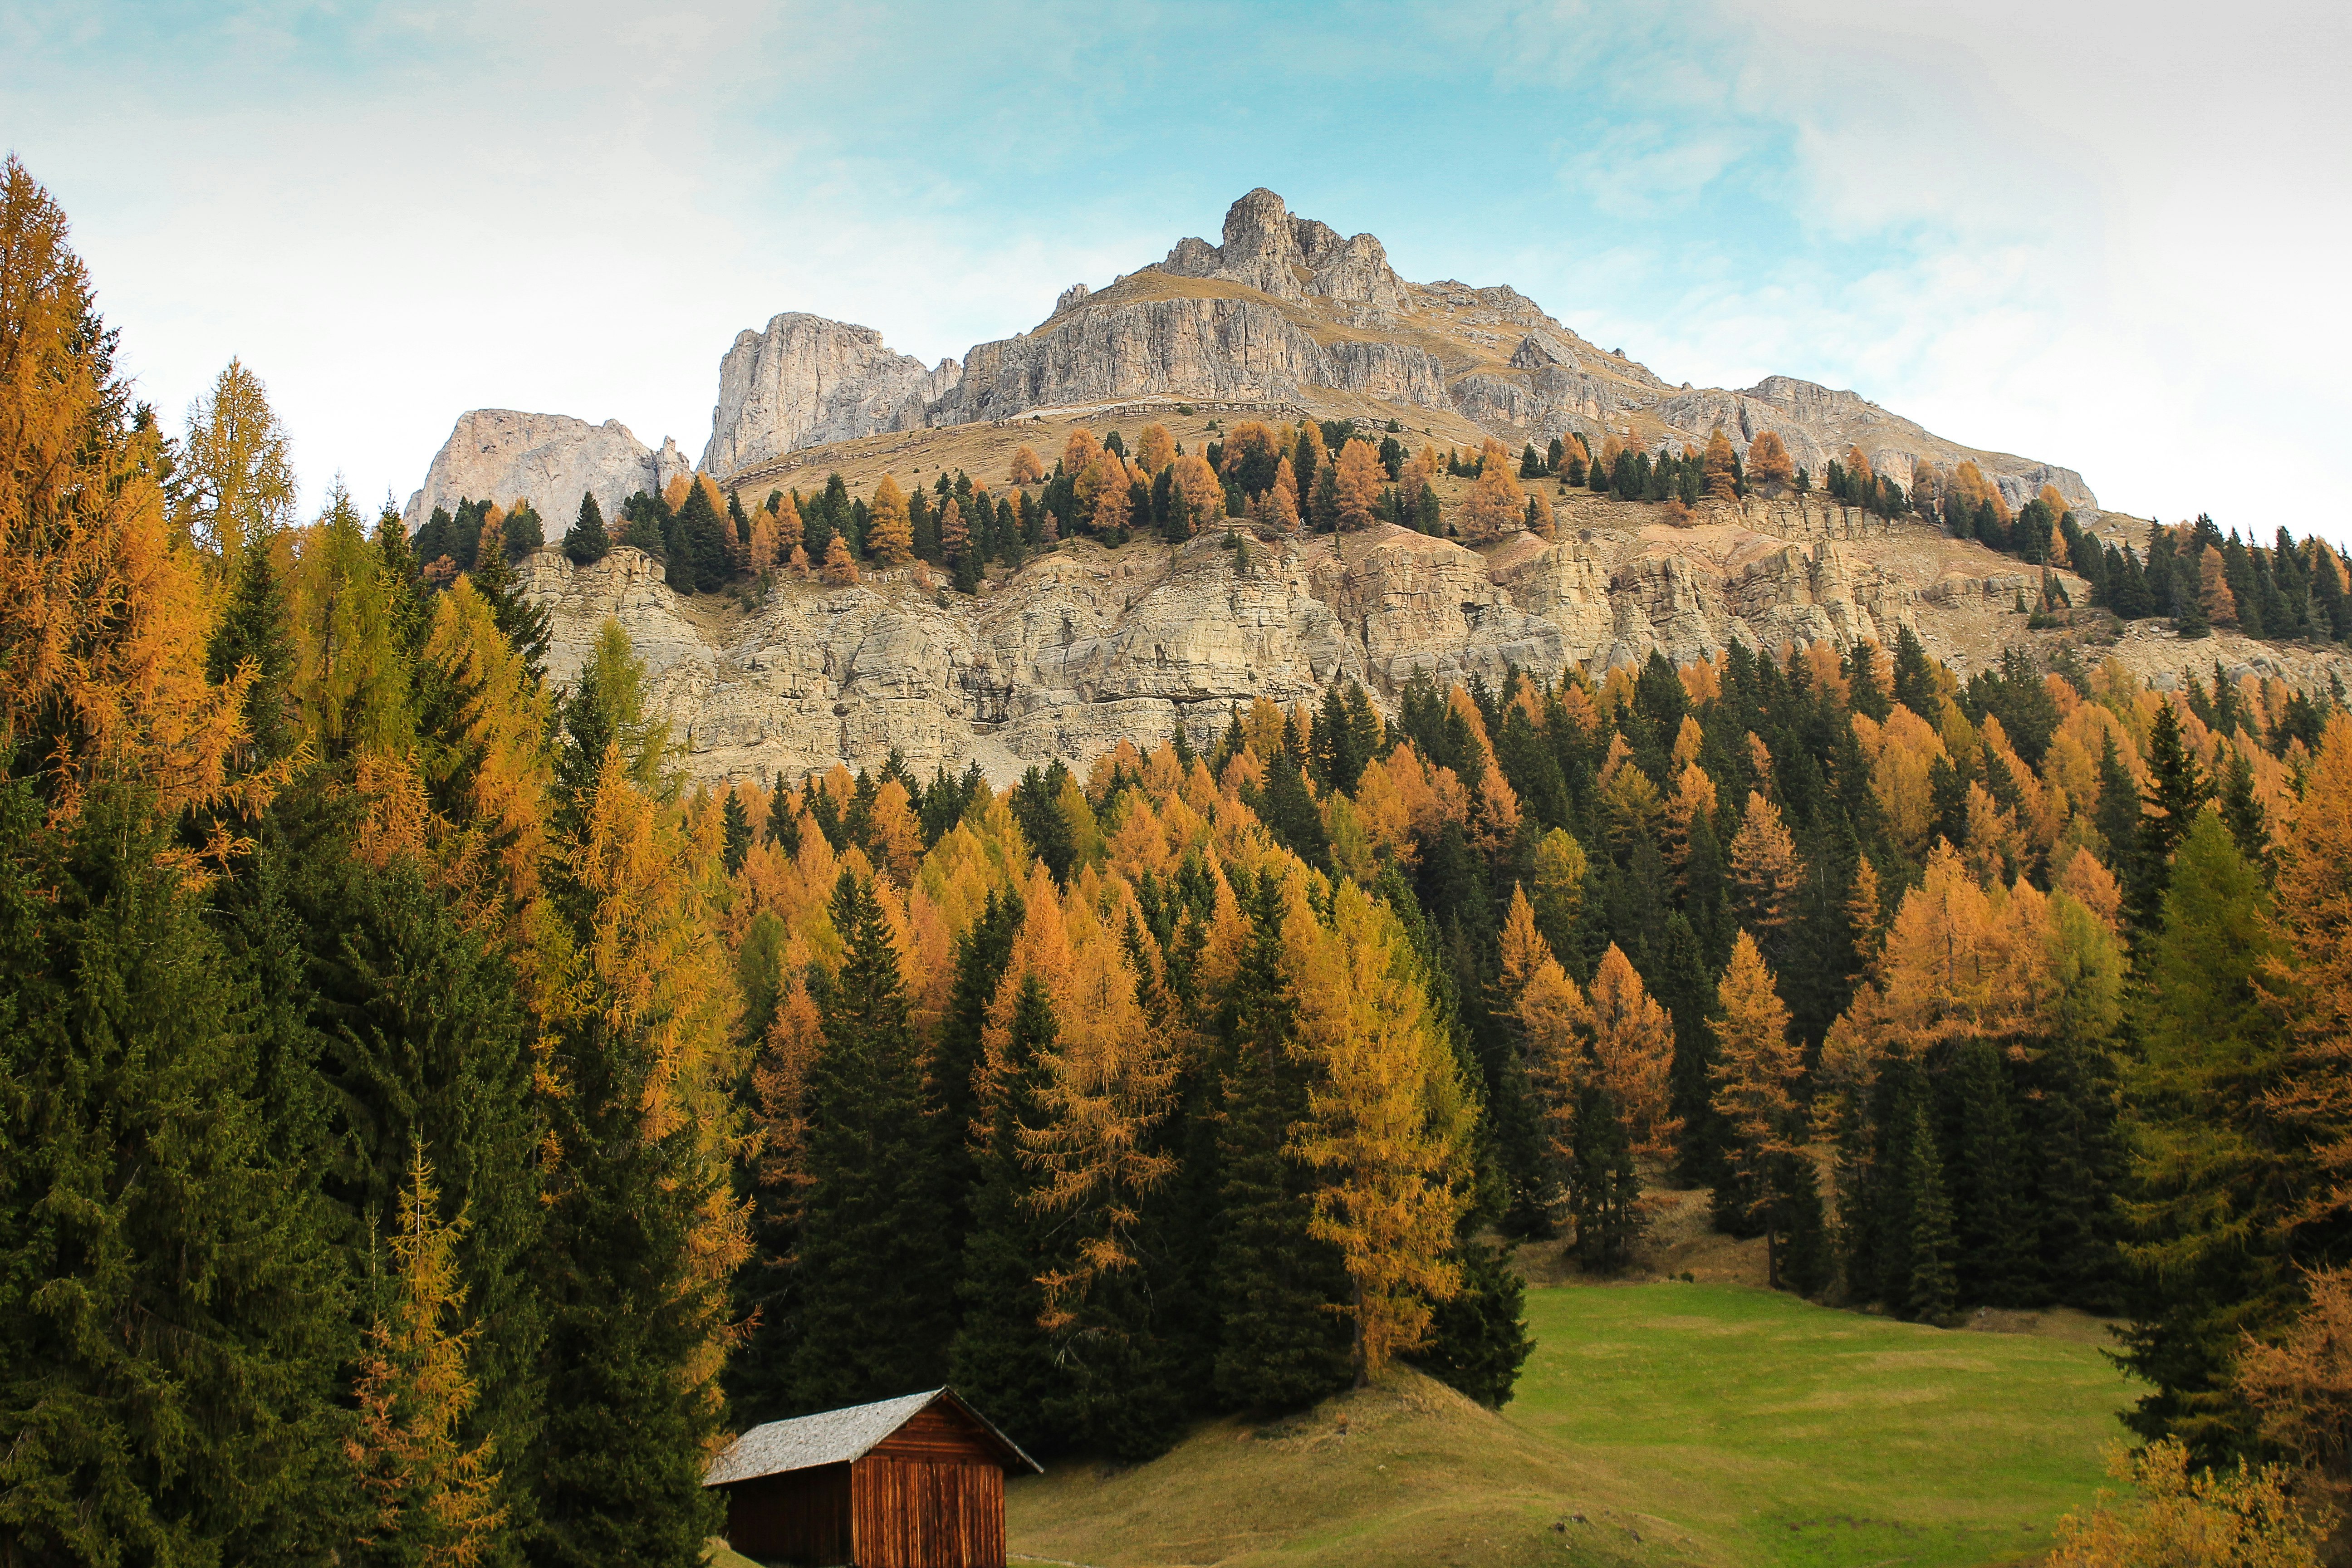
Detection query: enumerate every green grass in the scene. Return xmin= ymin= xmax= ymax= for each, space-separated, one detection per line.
xmin=1004 ymin=1282 xmax=2136 ymax=1568
xmin=1506 ymin=1283 xmax=2133 ymax=1568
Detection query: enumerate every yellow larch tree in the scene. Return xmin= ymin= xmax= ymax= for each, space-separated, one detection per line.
xmin=347 ymin=1147 xmax=506 ymax=1568
xmin=1136 ymin=423 xmax=1175 ymax=475
xmin=1589 ymin=944 xmax=1680 ymax=1157
xmin=1747 ymin=429 xmax=1795 ymax=486
xmin=176 ymin=356 xmax=298 ymax=569
xmin=1708 ymin=932 xmax=1808 ymax=1287
xmin=0 ymin=154 xmax=257 ymax=833
xmin=1292 ymin=877 xmax=1474 ymax=1382
xmin=1702 ymin=428 xmax=1739 ymax=502
xmin=1028 ymin=871 xmax=1181 ymax=1324
xmin=1459 ymin=450 xmax=1524 ymax=540
xmin=1008 ymin=445 xmax=1045 ymax=485
xmin=1062 ymin=428 xmax=1102 ymax=478
xmin=1333 ymin=438 xmax=1384 ymax=531
xmin=1728 ymin=789 xmax=1803 ymax=937
xmin=867 ymin=474 xmax=914 ymax=566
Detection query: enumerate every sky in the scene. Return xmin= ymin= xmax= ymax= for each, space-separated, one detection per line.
xmin=5 ymin=0 xmax=2347 ymax=539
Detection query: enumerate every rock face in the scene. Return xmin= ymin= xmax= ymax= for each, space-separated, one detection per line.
xmin=522 ymin=518 xmax=1921 ymax=789
xmin=701 ymin=313 xmax=961 ymax=476
xmin=403 ymin=411 xmax=665 ymax=534
xmin=677 ymin=187 xmax=2093 ymax=513
xmin=936 ymin=295 xmax=1449 ymax=423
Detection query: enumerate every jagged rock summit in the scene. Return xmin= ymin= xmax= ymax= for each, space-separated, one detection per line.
xmin=404 ymin=410 xmax=695 ymax=534
xmin=416 ymin=189 xmax=2094 ymax=522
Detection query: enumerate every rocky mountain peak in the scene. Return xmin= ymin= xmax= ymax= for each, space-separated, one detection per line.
xmin=1157 ymin=187 xmax=1409 ymax=315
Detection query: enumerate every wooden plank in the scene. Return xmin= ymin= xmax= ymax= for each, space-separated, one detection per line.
xmin=724 ymin=1462 xmax=853 ymax=1565
xmin=849 ymin=1455 xmax=1009 ymax=1568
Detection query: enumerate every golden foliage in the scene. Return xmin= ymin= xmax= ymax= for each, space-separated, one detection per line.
xmin=1589 ymin=944 xmax=1680 ymax=1156
xmin=1293 ymin=877 xmax=1473 ymax=1379
xmin=1709 ymin=932 xmax=1803 ymax=1232
xmin=1062 ymin=428 xmax=1102 ymax=478
xmin=1168 ymin=452 xmax=1224 ymax=536
xmin=176 ymin=357 xmax=297 ymax=567
xmin=1008 ymin=444 xmax=1045 ymax=485
xmin=2046 ymin=1440 xmax=2317 ymax=1568
xmin=1702 ymin=429 xmax=1738 ymax=503
xmin=1748 ymin=429 xmax=1795 ymax=485
xmin=347 ymin=1148 xmax=506 ymax=1568
xmin=1729 ymin=790 xmax=1802 ymax=931
xmin=1136 ymin=424 xmax=1175 ymax=475
xmin=0 ymin=155 xmax=257 ymax=830
xmin=868 ymin=475 xmax=914 ymax=566
xmin=1458 ymin=452 xmax=1524 ymax=540
xmin=820 ymin=534 xmax=858 ymax=584
xmin=1333 ymin=439 xmax=1383 ymax=531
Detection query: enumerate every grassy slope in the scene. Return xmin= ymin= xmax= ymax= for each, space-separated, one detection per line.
xmin=1005 ymin=1282 xmax=2132 ymax=1568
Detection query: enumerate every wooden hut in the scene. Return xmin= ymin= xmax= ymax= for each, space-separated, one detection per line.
xmin=704 ymin=1387 xmax=1041 ymax=1568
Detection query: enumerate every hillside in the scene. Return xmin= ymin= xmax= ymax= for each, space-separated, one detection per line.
xmin=1005 ymin=1283 xmax=2128 ymax=1568
xmin=511 ymin=441 xmax=2350 ymax=789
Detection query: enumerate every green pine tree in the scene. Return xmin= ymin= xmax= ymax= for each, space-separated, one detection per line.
xmin=946 ymin=974 xmax=1067 ymax=1453
xmin=786 ymin=872 xmax=953 ymax=1410
xmin=562 ymin=491 xmax=611 ymax=565
xmin=205 ymin=528 xmax=299 ymax=769
xmin=720 ymin=790 xmax=752 ymax=875
xmin=466 ymin=533 xmax=553 ymax=684
xmin=1210 ymin=873 xmax=1353 ymax=1411
xmin=1897 ymin=1095 xmax=1958 ymax=1322
xmin=0 ymin=783 xmax=352 ymax=1566
xmin=2115 ymin=809 xmax=2295 ymax=1461
xmin=1950 ymin=1039 xmax=2036 ymax=1306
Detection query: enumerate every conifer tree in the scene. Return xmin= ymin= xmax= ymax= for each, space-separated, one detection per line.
xmin=466 ymin=517 xmax=553 ymax=682
xmin=534 ymin=738 xmax=734 ymax=1568
xmin=205 ymin=522 xmax=299 ymax=770
xmin=0 ymin=782 xmax=349 ymax=1565
xmin=176 ymin=355 xmax=298 ymax=568
xmin=562 ymin=491 xmax=610 ymax=565
xmin=789 ymin=872 xmax=953 ymax=1409
xmin=1211 ymin=873 xmax=1353 ymax=1410
xmin=868 ymin=474 xmax=915 ymax=566
xmin=2117 ymin=809 xmax=2297 ymax=1457
xmin=947 ymin=973 xmax=1067 ymax=1452
xmin=2131 ymin=701 xmax=2210 ymax=930
xmin=348 ymin=1147 xmax=506 ymax=1568
xmin=1896 ymin=1093 xmax=1958 ymax=1322
xmin=1708 ymin=932 xmax=1815 ymax=1289
xmin=720 ymin=788 xmax=752 ymax=874
xmin=1950 ymin=1039 xmax=2036 ymax=1306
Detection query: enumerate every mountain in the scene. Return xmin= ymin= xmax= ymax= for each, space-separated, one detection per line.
xmin=694 ymin=188 xmax=2092 ymax=512
xmin=401 ymin=189 xmax=2348 ymax=789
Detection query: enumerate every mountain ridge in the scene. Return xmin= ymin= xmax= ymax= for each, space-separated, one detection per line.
xmin=406 ymin=188 xmax=2091 ymax=529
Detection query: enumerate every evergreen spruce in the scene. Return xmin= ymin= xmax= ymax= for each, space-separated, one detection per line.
xmin=562 ymin=491 xmax=611 ymax=565
xmin=1210 ymin=874 xmax=1353 ymax=1410
xmin=0 ymin=784 xmax=352 ymax=1565
xmin=1896 ymin=1094 xmax=1958 ymax=1322
xmin=720 ymin=790 xmax=752 ymax=874
xmin=787 ymin=872 xmax=953 ymax=1410
xmin=946 ymin=974 xmax=1066 ymax=1453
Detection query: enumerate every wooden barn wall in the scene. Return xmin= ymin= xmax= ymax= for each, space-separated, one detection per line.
xmin=848 ymin=1454 xmax=1006 ymax=1568
xmin=723 ymin=1462 xmax=853 ymax=1566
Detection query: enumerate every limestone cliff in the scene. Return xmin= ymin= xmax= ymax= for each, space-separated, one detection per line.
xmin=700 ymin=313 xmax=960 ymax=476
xmin=403 ymin=410 xmax=668 ymax=534
xmin=520 ymin=507 xmax=1925 ymax=789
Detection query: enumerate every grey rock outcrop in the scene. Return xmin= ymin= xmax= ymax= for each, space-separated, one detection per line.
xmin=934 ymin=297 xmax=1447 ymax=425
xmin=1154 ymin=187 xmax=1411 ymax=319
xmin=403 ymin=410 xmax=663 ymax=534
xmin=522 ymin=520 xmax=1922 ymax=789
xmin=700 ymin=313 xmax=962 ymax=477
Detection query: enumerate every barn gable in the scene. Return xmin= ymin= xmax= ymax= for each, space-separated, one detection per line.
xmin=705 ymin=1387 xmax=1040 ymax=1488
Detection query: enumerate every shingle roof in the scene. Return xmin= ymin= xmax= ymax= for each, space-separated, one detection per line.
xmin=703 ymin=1388 xmax=1040 ymax=1487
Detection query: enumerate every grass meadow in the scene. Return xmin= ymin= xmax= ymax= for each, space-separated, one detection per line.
xmin=1004 ymin=1280 xmax=2134 ymax=1568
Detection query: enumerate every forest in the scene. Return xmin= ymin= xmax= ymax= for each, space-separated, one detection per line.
xmin=10 ymin=153 xmax=2352 ymax=1568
